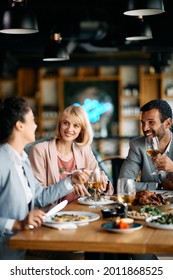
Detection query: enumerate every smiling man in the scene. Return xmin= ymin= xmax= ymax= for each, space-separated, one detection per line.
xmin=119 ymin=99 xmax=173 ymax=191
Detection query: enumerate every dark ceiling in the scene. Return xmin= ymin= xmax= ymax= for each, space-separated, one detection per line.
xmin=1 ymin=0 xmax=173 ymax=68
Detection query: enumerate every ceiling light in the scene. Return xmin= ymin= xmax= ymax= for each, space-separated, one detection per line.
xmin=0 ymin=0 xmax=38 ymax=34
xmin=124 ymin=0 xmax=165 ymax=16
xmin=125 ymin=17 xmax=153 ymax=41
xmin=43 ymin=33 xmax=70 ymax=62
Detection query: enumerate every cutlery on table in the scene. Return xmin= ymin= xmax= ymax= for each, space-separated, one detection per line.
xmin=62 ymin=169 xmax=93 ymax=175
xmin=29 ymin=200 xmax=68 ymax=229
xmin=44 ymin=199 xmax=68 ymax=219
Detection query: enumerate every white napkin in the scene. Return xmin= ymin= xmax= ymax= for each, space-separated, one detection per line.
xmin=42 ymin=222 xmax=78 ymax=230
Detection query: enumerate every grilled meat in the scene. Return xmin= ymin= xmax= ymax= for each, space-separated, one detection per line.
xmin=133 ymin=190 xmax=165 ymax=206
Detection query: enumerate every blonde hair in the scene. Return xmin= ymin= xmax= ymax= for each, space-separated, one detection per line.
xmin=54 ymin=105 xmax=93 ymax=146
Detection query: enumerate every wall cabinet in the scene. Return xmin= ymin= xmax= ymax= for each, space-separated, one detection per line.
xmin=37 ymin=66 xmax=120 ymax=156
xmin=0 ymin=78 xmax=17 ymax=98
xmin=1 ymin=64 xmax=173 ymax=158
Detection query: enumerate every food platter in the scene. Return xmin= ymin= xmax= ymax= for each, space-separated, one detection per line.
xmin=127 ymin=212 xmax=147 ymax=220
xmin=129 ymin=202 xmax=173 ymax=214
xmin=45 ymin=211 xmax=100 ymax=225
xmin=129 ymin=190 xmax=173 ymax=212
xmin=101 ymin=221 xmax=143 ymax=233
xmin=78 ymin=196 xmax=116 ymax=206
xmin=146 ymin=215 xmax=173 ymax=230
xmin=127 ymin=205 xmax=164 ymax=220
xmin=129 ymin=204 xmax=173 ymax=212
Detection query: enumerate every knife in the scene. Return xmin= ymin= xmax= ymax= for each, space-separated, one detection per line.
xmin=45 ymin=199 xmax=68 ymax=218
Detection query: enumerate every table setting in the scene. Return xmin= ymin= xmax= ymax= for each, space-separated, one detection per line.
xmin=42 ymin=179 xmax=173 ymax=232
xmin=8 ymin=170 xmax=173 ymax=255
xmin=100 ymin=179 xmax=173 ymax=233
xmin=43 ymin=210 xmax=100 ymax=230
xmin=101 ymin=178 xmax=141 ymax=233
xmin=42 ymin=199 xmax=100 ymax=230
xmin=77 ymin=167 xmax=117 ymax=208
xmin=125 ymin=188 xmax=173 ymax=230
xmin=9 ymin=194 xmax=173 ymax=255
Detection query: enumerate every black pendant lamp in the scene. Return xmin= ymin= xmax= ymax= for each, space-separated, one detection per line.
xmin=43 ymin=33 xmax=70 ymax=62
xmin=124 ymin=0 xmax=165 ymax=16
xmin=0 ymin=0 xmax=38 ymax=34
xmin=125 ymin=16 xmax=153 ymax=41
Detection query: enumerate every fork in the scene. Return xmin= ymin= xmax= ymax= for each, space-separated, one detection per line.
xmin=62 ymin=169 xmax=93 ymax=175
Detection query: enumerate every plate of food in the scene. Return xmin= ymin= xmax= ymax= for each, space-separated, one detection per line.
xmin=127 ymin=205 xmax=164 ymax=220
xmin=101 ymin=221 xmax=143 ymax=233
xmin=78 ymin=196 xmax=116 ymax=206
xmin=146 ymin=213 xmax=173 ymax=230
xmin=45 ymin=211 xmax=100 ymax=225
xmin=129 ymin=190 xmax=173 ymax=212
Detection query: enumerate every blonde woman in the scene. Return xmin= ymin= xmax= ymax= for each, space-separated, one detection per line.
xmin=29 ymin=105 xmax=113 ymax=205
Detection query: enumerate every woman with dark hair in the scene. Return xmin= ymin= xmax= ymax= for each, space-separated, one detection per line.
xmin=0 ymin=97 xmax=91 ymax=260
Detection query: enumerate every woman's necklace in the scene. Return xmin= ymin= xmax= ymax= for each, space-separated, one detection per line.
xmin=57 ymin=150 xmax=73 ymax=161
xmin=57 ymin=147 xmax=75 ymax=174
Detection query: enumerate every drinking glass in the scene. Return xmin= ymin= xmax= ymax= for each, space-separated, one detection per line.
xmin=145 ymin=136 xmax=161 ymax=178
xmin=88 ymin=168 xmax=102 ymax=209
xmin=117 ymin=178 xmax=136 ymax=216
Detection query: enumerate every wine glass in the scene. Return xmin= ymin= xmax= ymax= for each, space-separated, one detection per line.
xmin=88 ymin=168 xmax=102 ymax=209
xmin=145 ymin=136 xmax=161 ymax=179
xmin=117 ymin=178 xmax=136 ymax=217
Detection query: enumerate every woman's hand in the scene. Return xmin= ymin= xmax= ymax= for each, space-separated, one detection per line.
xmin=71 ymin=169 xmax=90 ymax=185
xmin=73 ymin=183 xmax=91 ymax=197
xmin=13 ymin=209 xmax=46 ymax=231
xmin=71 ymin=169 xmax=91 ymax=197
xmin=99 ymin=171 xmax=114 ymax=195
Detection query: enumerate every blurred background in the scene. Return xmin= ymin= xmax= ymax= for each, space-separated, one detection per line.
xmin=1 ymin=0 xmax=173 ymax=67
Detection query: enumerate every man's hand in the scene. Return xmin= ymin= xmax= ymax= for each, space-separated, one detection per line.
xmin=153 ymin=155 xmax=173 ymax=172
xmin=161 ymin=175 xmax=173 ymax=190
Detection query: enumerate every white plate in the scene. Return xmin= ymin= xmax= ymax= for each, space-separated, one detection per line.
xmin=127 ymin=213 xmax=146 ymax=221
xmin=78 ymin=196 xmax=115 ymax=206
xmin=146 ymin=215 xmax=173 ymax=230
xmin=45 ymin=211 xmax=100 ymax=225
xmin=101 ymin=222 xmax=143 ymax=233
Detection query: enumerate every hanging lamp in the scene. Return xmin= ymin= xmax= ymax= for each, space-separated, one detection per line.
xmin=125 ymin=16 xmax=153 ymax=41
xmin=43 ymin=33 xmax=70 ymax=62
xmin=124 ymin=0 xmax=165 ymax=16
xmin=0 ymin=0 xmax=38 ymax=34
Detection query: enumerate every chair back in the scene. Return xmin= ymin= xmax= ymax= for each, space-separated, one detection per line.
xmin=93 ymin=152 xmax=124 ymax=193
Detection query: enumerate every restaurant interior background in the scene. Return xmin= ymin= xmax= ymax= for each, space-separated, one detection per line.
xmin=1 ymin=0 xmax=173 ymax=159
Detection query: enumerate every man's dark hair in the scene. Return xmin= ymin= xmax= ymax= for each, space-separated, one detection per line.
xmin=140 ymin=99 xmax=172 ymax=123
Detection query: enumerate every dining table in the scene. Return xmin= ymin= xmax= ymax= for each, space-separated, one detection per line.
xmin=8 ymin=199 xmax=173 ymax=256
